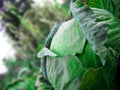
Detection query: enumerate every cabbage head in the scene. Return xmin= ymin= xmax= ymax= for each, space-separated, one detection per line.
xmin=36 ymin=0 xmax=120 ymax=90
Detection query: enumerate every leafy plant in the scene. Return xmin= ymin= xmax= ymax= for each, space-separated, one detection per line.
xmin=37 ymin=0 xmax=120 ymax=90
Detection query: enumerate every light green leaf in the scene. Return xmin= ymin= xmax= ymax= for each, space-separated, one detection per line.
xmin=47 ymin=54 xmax=86 ymax=90
xmin=50 ymin=18 xmax=86 ymax=56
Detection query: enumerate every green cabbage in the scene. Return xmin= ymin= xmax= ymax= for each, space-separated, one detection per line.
xmin=37 ymin=0 xmax=120 ymax=90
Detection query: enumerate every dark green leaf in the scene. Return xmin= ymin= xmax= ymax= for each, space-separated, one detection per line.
xmin=75 ymin=0 xmax=120 ymax=19
xmin=78 ymin=41 xmax=102 ymax=69
xmin=78 ymin=48 xmax=118 ymax=90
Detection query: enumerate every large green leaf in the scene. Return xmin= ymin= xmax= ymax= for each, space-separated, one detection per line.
xmin=78 ymin=48 xmax=118 ymax=90
xmin=70 ymin=1 xmax=120 ymax=63
xmin=75 ymin=0 xmax=120 ymax=20
xmin=50 ymin=19 xmax=86 ymax=55
xmin=50 ymin=18 xmax=101 ymax=69
xmin=47 ymin=54 xmax=86 ymax=90
xmin=70 ymin=3 xmax=107 ymax=64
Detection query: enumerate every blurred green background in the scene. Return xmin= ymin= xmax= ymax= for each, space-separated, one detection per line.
xmin=0 ymin=0 xmax=69 ymax=90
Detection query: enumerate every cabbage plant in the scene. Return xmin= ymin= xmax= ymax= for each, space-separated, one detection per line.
xmin=36 ymin=0 xmax=120 ymax=90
